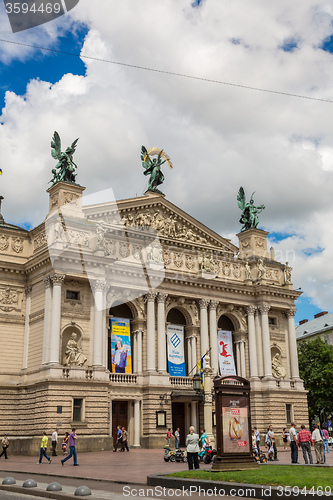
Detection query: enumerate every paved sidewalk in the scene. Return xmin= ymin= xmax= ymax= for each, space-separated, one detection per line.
xmin=0 ymin=447 xmax=331 ymax=487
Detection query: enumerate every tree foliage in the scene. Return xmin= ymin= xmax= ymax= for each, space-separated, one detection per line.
xmin=298 ymin=338 xmax=333 ymax=423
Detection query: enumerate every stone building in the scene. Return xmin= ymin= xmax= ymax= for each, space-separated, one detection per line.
xmin=0 ymin=179 xmax=308 ymax=454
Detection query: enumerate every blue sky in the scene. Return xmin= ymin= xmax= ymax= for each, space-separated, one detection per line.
xmin=0 ymin=1 xmax=333 ymax=326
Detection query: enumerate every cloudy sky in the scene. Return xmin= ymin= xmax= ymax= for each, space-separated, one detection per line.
xmin=1 ymin=0 xmax=333 ymax=323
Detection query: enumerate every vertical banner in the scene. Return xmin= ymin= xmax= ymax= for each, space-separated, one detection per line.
xmin=218 ymin=330 xmax=236 ymax=376
xmin=222 ymin=396 xmax=250 ymax=453
xmin=167 ymin=325 xmax=186 ymax=377
xmin=110 ymin=318 xmax=132 ymax=374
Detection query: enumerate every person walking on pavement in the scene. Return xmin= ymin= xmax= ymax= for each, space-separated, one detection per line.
xmin=253 ymin=427 xmax=260 ymax=453
xmin=297 ymin=424 xmax=313 ymax=464
xmin=37 ymin=432 xmax=52 ymax=464
xmin=175 ymin=428 xmax=180 ymax=449
xmin=51 ymin=428 xmax=58 ymax=456
xmin=114 ymin=426 xmax=123 ymax=452
xmin=186 ymin=426 xmax=200 ymax=470
xmin=266 ymin=425 xmax=279 ymax=461
xmin=289 ymin=423 xmax=298 ymax=463
xmin=322 ymin=423 xmax=329 ymax=454
xmin=166 ymin=428 xmax=172 ymax=447
xmin=61 ymin=428 xmax=78 ymax=466
xmin=312 ymin=424 xmax=325 ymax=464
xmin=121 ymin=427 xmax=129 ymax=452
xmin=0 ymin=434 xmax=9 ymax=459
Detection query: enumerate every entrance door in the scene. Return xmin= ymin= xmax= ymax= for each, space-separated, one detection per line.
xmin=172 ymin=402 xmax=186 ymax=447
xmin=112 ymin=401 xmax=128 ymax=446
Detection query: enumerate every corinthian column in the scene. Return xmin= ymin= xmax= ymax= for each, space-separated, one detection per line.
xmin=49 ymin=273 xmax=65 ymax=364
xmin=209 ymin=300 xmax=219 ymax=374
xmin=286 ymin=309 xmax=300 ymax=379
xmin=23 ymin=286 xmax=32 ymax=370
xmin=42 ymin=277 xmax=52 ymax=365
xmin=199 ymin=299 xmax=209 ymax=358
xmin=92 ymin=280 xmax=107 ymax=368
xmin=146 ymin=292 xmax=157 ymax=372
xmin=259 ymin=305 xmax=272 ymax=377
xmin=247 ymin=306 xmax=258 ymax=378
xmin=254 ymin=308 xmax=264 ymax=377
xmin=157 ymin=293 xmax=168 ymax=373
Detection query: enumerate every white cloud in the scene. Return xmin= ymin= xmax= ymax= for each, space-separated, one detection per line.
xmin=0 ymin=0 xmax=333 ymax=311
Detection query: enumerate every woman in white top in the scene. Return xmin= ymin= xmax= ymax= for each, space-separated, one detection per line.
xmin=186 ymin=426 xmax=200 ymax=470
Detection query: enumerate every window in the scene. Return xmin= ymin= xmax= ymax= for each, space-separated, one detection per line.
xmin=286 ymin=404 xmax=293 ymax=425
xmin=269 ymin=317 xmax=277 ymax=326
xmin=73 ymin=398 xmax=83 ymax=422
xmin=66 ymin=290 xmax=80 ymax=301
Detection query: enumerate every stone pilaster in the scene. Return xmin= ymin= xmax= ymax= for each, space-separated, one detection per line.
xmin=247 ymin=306 xmax=258 ymax=378
xmin=49 ymin=273 xmax=65 ymax=364
xmin=259 ymin=304 xmax=272 ymax=378
xmin=286 ymin=309 xmax=300 ymax=379
xmin=146 ymin=292 xmax=157 ymax=372
xmin=209 ymin=300 xmax=219 ymax=375
xmin=157 ymin=293 xmax=168 ymax=373
xmin=199 ymin=299 xmax=210 ymax=358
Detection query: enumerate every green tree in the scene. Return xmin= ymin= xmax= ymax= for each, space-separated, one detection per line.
xmin=298 ymin=338 xmax=333 ymax=424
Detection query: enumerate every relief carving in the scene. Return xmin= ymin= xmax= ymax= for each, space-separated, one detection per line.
xmin=0 ymin=235 xmax=9 ymax=251
xmin=11 ymin=237 xmax=24 ymax=253
xmin=33 ymin=232 xmax=47 ymax=251
xmin=0 ymin=287 xmax=21 ymax=312
xmin=64 ymin=192 xmax=79 ymax=205
xmin=185 ymin=254 xmax=195 ymax=270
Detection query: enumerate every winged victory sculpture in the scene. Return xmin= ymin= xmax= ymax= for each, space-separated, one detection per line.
xmin=49 ymin=131 xmax=79 ymax=185
xmin=141 ymin=146 xmax=173 ymax=194
xmin=237 ymin=187 xmax=265 ymax=231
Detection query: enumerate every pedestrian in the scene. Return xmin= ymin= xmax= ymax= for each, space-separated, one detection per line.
xmin=251 ymin=429 xmax=258 ymax=455
xmin=200 ymin=428 xmax=209 ymax=451
xmin=37 ymin=432 xmax=52 ymax=464
xmin=266 ymin=425 xmax=278 ymax=461
xmin=121 ymin=427 xmax=129 ymax=452
xmin=0 ymin=434 xmax=9 ymax=459
xmin=297 ymin=424 xmax=313 ymax=464
xmin=289 ymin=422 xmax=298 ymax=464
xmin=282 ymin=427 xmax=289 ymax=450
xmin=312 ymin=424 xmax=324 ymax=464
xmin=62 ymin=432 xmax=69 ymax=456
xmin=175 ymin=428 xmax=180 ymax=449
xmin=51 ymin=428 xmax=58 ymax=456
xmin=253 ymin=427 xmax=260 ymax=453
xmin=166 ymin=428 xmax=172 ymax=447
xmin=186 ymin=426 xmax=200 ymax=470
xmin=114 ymin=425 xmax=123 ymax=452
xmin=322 ymin=423 xmax=329 ymax=454
xmin=61 ymin=428 xmax=78 ymax=466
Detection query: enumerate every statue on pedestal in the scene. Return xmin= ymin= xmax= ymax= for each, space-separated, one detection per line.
xmin=64 ymin=332 xmax=87 ymax=366
xmin=285 ymin=262 xmax=292 ymax=284
xmin=50 ymin=131 xmax=79 ymax=186
xmin=237 ymin=187 xmax=265 ymax=231
xmin=141 ymin=146 xmax=173 ymax=193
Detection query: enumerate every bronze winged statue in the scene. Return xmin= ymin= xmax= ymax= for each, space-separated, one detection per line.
xmin=141 ymin=146 xmax=173 ymax=194
xmin=49 ymin=131 xmax=79 ymax=185
xmin=237 ymin=187 xmax=265 ymax=231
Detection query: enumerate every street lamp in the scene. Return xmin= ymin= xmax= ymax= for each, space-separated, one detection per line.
xmin=192 ymin=373 xmax=202 ymax=392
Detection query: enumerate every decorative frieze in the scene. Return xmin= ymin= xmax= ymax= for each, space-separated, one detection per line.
xmin=0 ymin=287 xmax=22 ymax=312
xmin=11 ymin=237 xmax=24 ymax=253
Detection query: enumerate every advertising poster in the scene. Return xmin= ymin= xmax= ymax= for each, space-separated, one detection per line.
xmin=110 ymin=318 xmax=132 ymax=374
xmin=167 ymin=324 xmax=186 ymax=377
xmin=222 ymin=396 xmax=250 ymax=453
xmin=218 ymin=330 xmax=236 ymax=376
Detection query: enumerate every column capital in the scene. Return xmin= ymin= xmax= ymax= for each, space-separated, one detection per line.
xmin=43 ymin=276 xmax=52 ymax=288
xmin=259 ymin=304 xmax=270 ymax=315
xmin=146 ymin=291 xmax=157 ymax=302
xmin=285 ymin=309 xmax=296 ymax=317
xmin=246 ymin=305 xmax=256 ymax=316
xmin=51 ymin=273 xmax=65 ymax=285
xmin=209 ymin=300 xmax=219 ymax=311
xmin=91 ymin=280 xmax=108 ymax=293
xmin=198 ymin=299 xmax=210 ymax=309
xmin=25 ymin=285 xmax=32 ymax=295
xmin=157 ymin=292 xmax=168 ymax=303
xmin=133 ymin=329 xmax=144 ymax=337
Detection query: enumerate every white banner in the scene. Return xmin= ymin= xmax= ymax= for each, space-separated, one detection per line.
xmin=167 ymin=325 xmax=186 ymax=377
xmin=218 ymin=330 xmax=236 ymax=376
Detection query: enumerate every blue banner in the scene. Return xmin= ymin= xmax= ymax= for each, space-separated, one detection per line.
xmin=167 ymin=325 xmax=186 ymax=377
